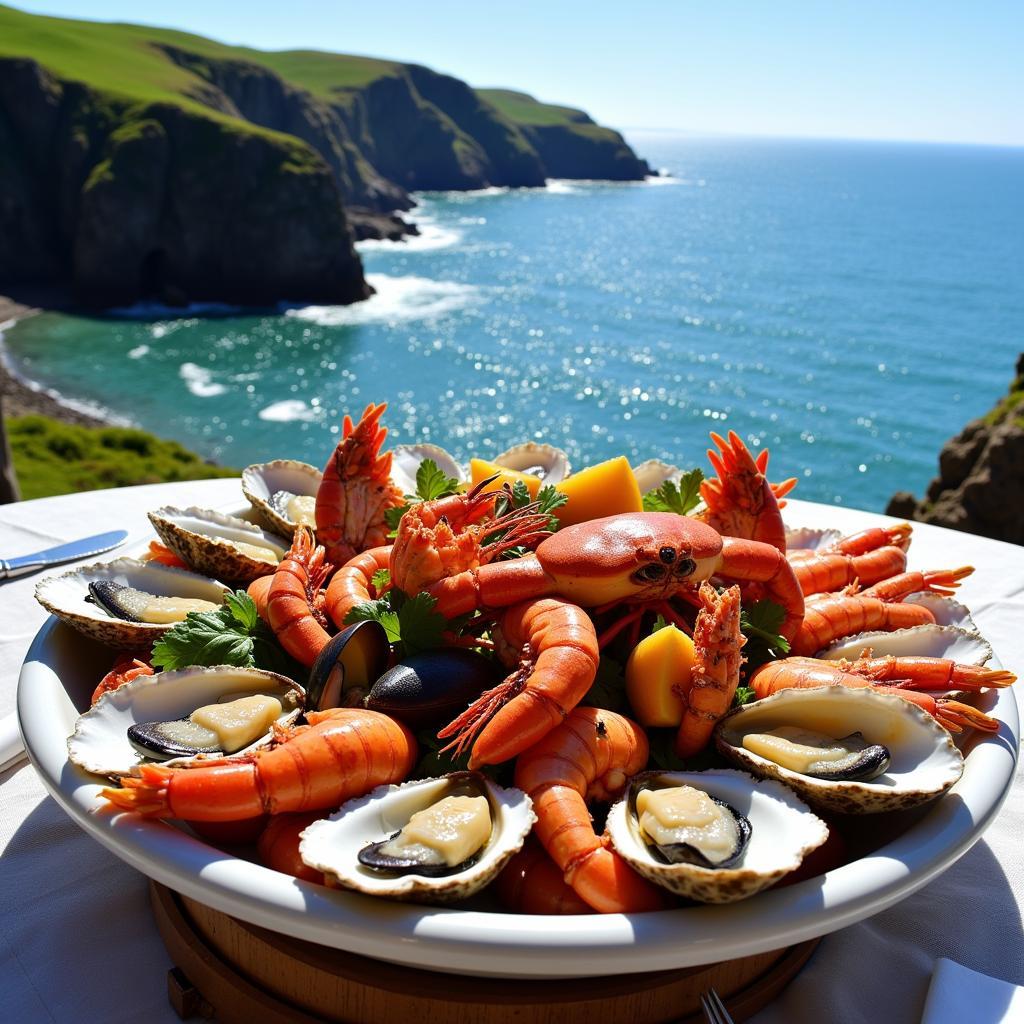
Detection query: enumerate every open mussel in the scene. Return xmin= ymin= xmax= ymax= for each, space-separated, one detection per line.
xmin=365 ymin=649 xmax=499 ymax=726
xmin=307 ymin=620 xmax=391 ymax=710
xmin=242 ymin=460 xmax=322 ymax=538
xmin=607 ymin=770 xmax=828 ymax=903
xmin=740 ymin=727 xmax=891 ymax=782
xmin=68 ymin=667 xmax=304 ymax=776
xmin=87 ymin=580 xmax=219 ymax=624
xmin=631 ymin=781 xmax=752 ymax=870
xmin=36 ymin=558 xmax=229 ymax=649
xmin=300 ymin=772 xmax=535 ymax=904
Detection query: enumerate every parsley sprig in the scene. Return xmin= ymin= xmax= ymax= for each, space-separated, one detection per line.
xmin=642 ymin=468 xmax=705 ymax=516
xmin=151 ymin=591 xmax=303 ymax=680
xmin=739 ymin=598 xmax=791 ymax=676
xmin=384 ymin=459 xmax=462 ymax=536
xmin=344 ymin=590 xmax=447 ymax=658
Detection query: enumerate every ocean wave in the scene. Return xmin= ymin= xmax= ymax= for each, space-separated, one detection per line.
xmin=179 ymin=362 xmax=227 ymax=398
xmin=356 ymin=218 xmax=462 ymax=253
xmin=285 ymin=273 xmax=482 ymax=326
xmin=258 ymin=399 xmax=319 ymax=423
xmin=127 ymin=344 xmax=150 ymax=359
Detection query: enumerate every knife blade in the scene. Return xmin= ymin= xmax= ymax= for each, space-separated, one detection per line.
xmin=0 ymin=529 xmax=129 ymax=580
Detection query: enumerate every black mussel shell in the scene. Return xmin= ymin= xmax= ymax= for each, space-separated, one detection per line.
xmin=365 ymin=649 xmax=499 ymax=726
xmin=127 ymin=719 xmax=223 ymax=761
xmin=804 ymin=733 xmax=891 ymax=782
xmin=357 ymin=832 xmax=482 ymax=877
xmin=307 ymin=620 xmax=390 ymax=711
xmin=87 ymin=581 xmax=149 ymax=622
xmin=650 ymin=797 xmax=752 ymax=870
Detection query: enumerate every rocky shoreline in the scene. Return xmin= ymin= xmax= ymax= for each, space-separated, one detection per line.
xmin=0 ymin=292 xmax=107 ymax=426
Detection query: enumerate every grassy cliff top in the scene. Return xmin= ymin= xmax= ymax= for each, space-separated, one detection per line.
xmin=0 ymin=4 xmax=613 ymax=135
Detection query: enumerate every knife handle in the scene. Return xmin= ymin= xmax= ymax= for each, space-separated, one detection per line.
xmin=0 ymin=558 xmax=44 ymax=580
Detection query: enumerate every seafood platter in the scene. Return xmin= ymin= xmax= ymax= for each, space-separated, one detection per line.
xmin=18 ymin=402 xmax=1020 ymax=979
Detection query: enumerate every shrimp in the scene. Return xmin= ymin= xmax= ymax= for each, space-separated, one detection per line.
xmin=91 ymin=654 xmax=153 ymax=706
xmin=264 ymin=527 xmax=334 ymax=668
xmin=791 ymin=524 xmax=913 ymax=595
xmin=315 ymin=402 xmax=406 ymax=566
xmin=750 ymin=658 xmax=1001 ymax=733
xmin=699 ymin=432 xmax=796 ymax=553
xmin=494 ymin=837 xmax=595 ymax=915
xmin=324 ymin=546 xmax=392 ymax=630
xmin=100 ymin=708 xmax=417 ymax=820
xmin=437 ymin=598 xmax=600 ymax=768
xmin=675 ymin=583 xmax=745 ymax=758
xmin=792 ymin=566 xmax=973 ymax=656
xmin=513 ymin=707 xmax=668 ymax=913
xmin=840 ymin=654 xmax=1015 ymax=692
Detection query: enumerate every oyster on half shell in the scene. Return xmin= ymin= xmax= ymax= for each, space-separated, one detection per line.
xmin=715 ymin=687 xmax=964 ymax=814
xmin=149 ymin=506 xmax=289 ymax=582
xmin=494 ymin=443 xmax=571 ymax=484
xmin=68 ymin=666 xmax=304 ymax=776
xmin=299 ymin=772 xmax=535 ymax=904
xmin=35 ymin=558 xmax=229 ymax=650
xmin=606 ymin=769 xmax=828 ymax=903
xmin=242 ymin=460 xmax=322 ymax=538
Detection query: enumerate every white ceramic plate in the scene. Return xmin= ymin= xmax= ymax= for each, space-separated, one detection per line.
xmin=17 ymin=502 xmax=1021 ymax=979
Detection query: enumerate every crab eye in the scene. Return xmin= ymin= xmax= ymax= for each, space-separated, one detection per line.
xmin=675 ymin=557 xmax=697 ymax=578
xmin=659 ymin=547 xmax=676 ymax=564
xmin=633 ymin=563 xmax=667 ymax=583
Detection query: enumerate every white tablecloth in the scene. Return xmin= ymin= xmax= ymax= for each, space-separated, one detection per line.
xmin=1 ymin=480 xmax=1021 ymax=1023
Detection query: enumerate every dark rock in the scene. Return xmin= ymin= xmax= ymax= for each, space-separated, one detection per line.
xmin=348 ymin=208 xmax=419 ymax=242
xmin=886 ymin=355 xmax=1024 ymax=545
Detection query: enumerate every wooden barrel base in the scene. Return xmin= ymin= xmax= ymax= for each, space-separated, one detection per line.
xmin=150 ymin=882 xmax=817 ymax=1023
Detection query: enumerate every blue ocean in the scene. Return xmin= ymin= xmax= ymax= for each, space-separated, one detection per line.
xmin=4 ymin=134 xmax=1022 ymax=509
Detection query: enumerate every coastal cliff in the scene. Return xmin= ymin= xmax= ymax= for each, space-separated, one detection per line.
xmin=887 ymin=354 xmax=1024 ymax=545
xmin=0 ymin=4 xmax=650 ymax=308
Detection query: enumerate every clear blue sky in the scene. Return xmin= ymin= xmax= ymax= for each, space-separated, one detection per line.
xmin=13 ymin=1 xmax=1024 ymax=145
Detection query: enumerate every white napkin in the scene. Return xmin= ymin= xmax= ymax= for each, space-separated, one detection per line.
xmin=0 ymin=710 xmax=26 ymax=771
xmin=922 ymin=959 xmax=1024 ymax=1024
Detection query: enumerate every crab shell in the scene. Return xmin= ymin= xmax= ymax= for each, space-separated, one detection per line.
xmin=606 ymin=769 xmax=829 ymax=903
xmin=534 ymin=512 xmax=724 ymax=606
xmin=299 ymin=773 xmax=535 ymax=904
xmin=149 ymin=506 xmax=290 ymax=583
xmin=34 ymin=558 xmax=229 ymax=650
xmin=68 ymin=666 xmax=304 ymax=776
xmin=241 ymin=460 xmax=323 ymax=537
xmin=714 ymin=687 xmax=964 ymax=814
xmin=494 ymin=442 xmax=571 ymax=484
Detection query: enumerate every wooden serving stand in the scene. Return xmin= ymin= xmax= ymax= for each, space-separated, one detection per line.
xmin=151 ymin=882 xmax=817 ymax=1023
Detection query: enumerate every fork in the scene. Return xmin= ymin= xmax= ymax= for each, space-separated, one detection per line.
xmin=700 ymin=987 xmax=737 ymax=1024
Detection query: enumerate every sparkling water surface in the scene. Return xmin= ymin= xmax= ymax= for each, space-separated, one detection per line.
xmin=5 ymin=135 xmax=1022 ymax=509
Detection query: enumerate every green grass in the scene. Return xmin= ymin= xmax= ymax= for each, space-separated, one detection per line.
xmin=982 ymin=370 xmax=1024 ymax=429
xmin=8 ymin=414 xmax=238 ymax=500
xmin=477 ymin=89 xmax=590 ymax=127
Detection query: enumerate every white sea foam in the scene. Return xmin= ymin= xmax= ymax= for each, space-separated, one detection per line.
xmin=356 ymin=217 xmax=462 ymax=253
xmin=545 ymin=180 xmax=583 ymax=194
xmin=127 ymin=345 xmax=150 ymax=359
xmin=179 ymin=362 xmax=227 ymax=398
xmin=285 ymin=273 xmax=482 ymax=327
xmin=258 ymin=399 xmax=319 ymax=423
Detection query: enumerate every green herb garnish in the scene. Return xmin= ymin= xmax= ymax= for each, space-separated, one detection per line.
xmin=642 ymin=468 xmax=705 ymax=516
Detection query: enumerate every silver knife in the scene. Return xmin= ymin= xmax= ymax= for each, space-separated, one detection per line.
xmin=0 ymin=530 xmax=129 ymax=580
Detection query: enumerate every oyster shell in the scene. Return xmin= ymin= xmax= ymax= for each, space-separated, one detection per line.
xmin=299 ymin=772 xmax=535 ymax=904
xmin=241 ymin=460 xmax=323 ymax=537
xmin=903 ymin=593 xmax=979 ymax=633
xmin=818 ymin=624 xmax=993 ymax=667
xmin=149 ymin=506 xmax=289 ymax=582
xmin=68 ymin=666 xmax=303 ymax=776
xmin=390 ymin=444 xmax=466 ymax=497
xmin=494 ymin=443 xmax=571 ymax=484
xmin=606 ymin=770 xmax=828 ymax=903
xmin=631 ymin=459 xmax=683 ymax=495
xmin=35 ymin=558 xmax=229 ymax=650
xmin=715 ymin=687 xmax=964 ymax=814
